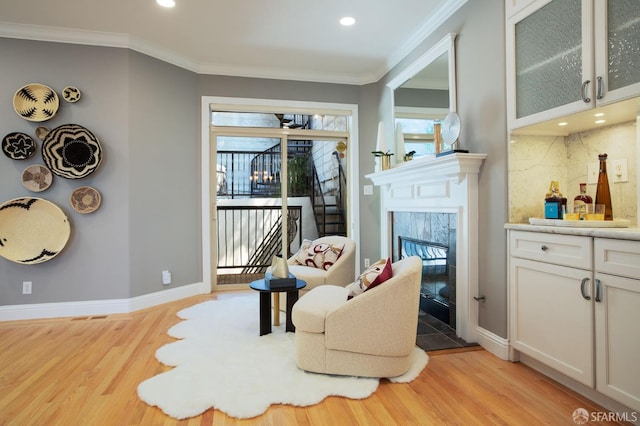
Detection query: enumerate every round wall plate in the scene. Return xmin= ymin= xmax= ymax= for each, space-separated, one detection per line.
xmin=441 ymin=112 xmax=461 ymax=146
xmin=13 ymin=83 xmax=59 ymax=122
xmin=70 ymin=186 xmax=102 ymax=214
xmin=41 ymin=124 xmax=103 ymax=179
xmin=2 ymin=132 xmax=36 ymax=160
xmin=63 ymin=86 xmax=81 ymax=103
xmin=0 ymin=197 xmax=71 ymax=264
xmin=22 ymin=165 xmax=53 ymax=192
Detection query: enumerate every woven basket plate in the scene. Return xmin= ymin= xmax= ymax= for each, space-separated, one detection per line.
xmin=70 ymin=186 xmax=101 ymax=214
xmin=2 ymin=132 xmax=36 ymax=160
xmin=63 ymin=86 xmax=81 ymax=103
xmin=22 ymin=165 xmax=53 ymax=192
xmin=35 ymin=126 xmax=50 ymax=140
xmin=42 ymin=124 xmax=103 ymax=179
xmin=0 ymin=197 xmax=71 ymax=264
xmin=13 ymin=83 xmax=60 ymax=122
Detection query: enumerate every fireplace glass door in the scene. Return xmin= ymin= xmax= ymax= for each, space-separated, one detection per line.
xmin=392 ymin=212 xmax=457 ymax=328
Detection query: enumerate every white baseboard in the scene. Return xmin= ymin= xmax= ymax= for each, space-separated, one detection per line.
xmin=476 ymin=326 xmax=510 ymax=360
xmin=0 ymin=282 xmax=206 ymax=321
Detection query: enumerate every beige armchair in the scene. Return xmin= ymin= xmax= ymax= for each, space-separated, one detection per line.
xmin=287 ymin=235 xmax=356 ymax=293
xmin=291 ymin=256 xmax=422 ymax=378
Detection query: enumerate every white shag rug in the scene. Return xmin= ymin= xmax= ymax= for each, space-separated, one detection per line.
xmin=137 ymin=295 xmax=429 ymax=420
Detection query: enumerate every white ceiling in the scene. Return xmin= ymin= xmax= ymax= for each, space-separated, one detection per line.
xmin=0 ymin=0 xmax=466 ymax=85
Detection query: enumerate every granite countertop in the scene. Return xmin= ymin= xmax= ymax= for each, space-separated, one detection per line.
xmin=505 ymin=223 xmax=640 ymax=241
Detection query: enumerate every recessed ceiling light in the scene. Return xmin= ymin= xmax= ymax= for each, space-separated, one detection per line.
xmin=594 ymin=112 xmax=605 ymax=117
xmin=595 ymin=119 xmax=607 ymax=124
xmin=157 ymin=0 xmax=175 ymax=8
xmin=558 ymin=122 xmax=568 ymax=126
xmin=340 ymin=16 xmax=356 ymax=26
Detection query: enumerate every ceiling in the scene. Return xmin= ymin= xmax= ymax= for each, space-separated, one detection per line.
xmin=0 ymin=0 xmax=466 ymax=85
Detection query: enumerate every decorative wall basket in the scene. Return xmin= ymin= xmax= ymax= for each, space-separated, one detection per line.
xmin=63 ymin=86 xmax=81 ymax=103
xmin=2 ymin=132 xmax=36 ymax=160
xmin=42 ymin=124 xmax=103 ymax=179
xmin=70 ymin=186 xmax=101 ymax=214
xmin=35 ymin=126 xmax=50 ymax=140
xmin=0 ymin=197 xmax=71 ymax=264
xmin=13 ymin=83 xmax=59 ymax=122
xmin=22 ymin=165 xmax=53 ymax=192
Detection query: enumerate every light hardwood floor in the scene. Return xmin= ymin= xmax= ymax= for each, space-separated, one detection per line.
xmin=0 ymin=292 xmax=631 ymax=425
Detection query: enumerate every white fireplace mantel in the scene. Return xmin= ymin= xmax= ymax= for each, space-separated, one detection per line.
xmin=365 ymin=153 xmax=487 ymax=343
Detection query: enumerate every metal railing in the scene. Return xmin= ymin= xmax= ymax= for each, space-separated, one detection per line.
xmin=217 ymin=142 xmax=314 ymax=199
xmin=216 ymin=205 xmax=302 ymax=277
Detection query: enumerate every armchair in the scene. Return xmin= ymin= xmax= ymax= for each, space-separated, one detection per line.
xmin=287 ymin=235 xmax=356 ymax=293
xmin=291 ymin=256 xmax=422 ymax=378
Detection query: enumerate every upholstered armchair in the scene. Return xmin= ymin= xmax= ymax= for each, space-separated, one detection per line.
xmin=287 ymin=235 xmax=356 ymax=293
xmin=291 ymin=256 xmax=422 ymax=378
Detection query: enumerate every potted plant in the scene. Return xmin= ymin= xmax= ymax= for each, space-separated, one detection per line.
xmin=372 ymin=150 xmax=393 ymax=170
xmin=404 ymin=150 xmax=416 ymax=162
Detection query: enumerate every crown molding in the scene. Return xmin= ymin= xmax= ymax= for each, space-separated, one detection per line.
xmin=196 ymin=61 xmax=377 ymax=85
xmin=0 ymin=0 xmax=468 ymax=86
xmin=381 ymin=0 xmax=468 ymax=80
xmin=0 ymin=21 xmax=128 ymax=48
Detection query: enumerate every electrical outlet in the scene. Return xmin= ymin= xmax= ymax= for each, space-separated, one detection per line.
xmin=612 ymin=158 xmax=628 ymax=183
xmin=364 ymin=258 xmax=370 ymax=267
xmin=22 ymin=281 xmax=32 ymax=294
xmin=162 ymin=270 xmax=172 ymax=285
xmin=587 ymin=162 xmax=599 ymax=184
xmin=363 ymin=185 xmax=373 ymax=196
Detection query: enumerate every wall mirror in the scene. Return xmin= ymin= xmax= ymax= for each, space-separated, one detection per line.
xmin=388 ymin=33 xmax=457 ymax=158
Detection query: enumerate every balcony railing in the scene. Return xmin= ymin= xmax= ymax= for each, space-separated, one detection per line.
xmin=216 ymin=205 xmax=302 ymax=284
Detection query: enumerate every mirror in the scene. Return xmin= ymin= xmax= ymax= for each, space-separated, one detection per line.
xmin=388 ymin=33 xmax=457 ymax=159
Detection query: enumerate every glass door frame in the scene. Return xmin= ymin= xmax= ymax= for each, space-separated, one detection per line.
xmin=201 ymin=96 xmax=360 ymax=293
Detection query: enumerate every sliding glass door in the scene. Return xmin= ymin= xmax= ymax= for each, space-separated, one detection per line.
xmin=211 ymin=127 xmax=349 ymax=288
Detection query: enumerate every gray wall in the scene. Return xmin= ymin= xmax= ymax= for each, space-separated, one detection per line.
xmin=128 ymin=52 xmax=200 ymax=298
xmin=375 ymin=0 xmax=508 ymax=338
xmin=0 ymin=1 xmax=509 ymax=340
xmin=0 ymin=38 xmax=200 ymax=304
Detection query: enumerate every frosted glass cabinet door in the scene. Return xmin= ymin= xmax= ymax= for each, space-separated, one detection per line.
xmin=596 ymin=0 xmax=640 ymax=104
xmin=514 ymin=0 xmax=584 ymax=119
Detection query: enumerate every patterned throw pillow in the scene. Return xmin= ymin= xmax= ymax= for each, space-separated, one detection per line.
xmin=346 ymin=258 xmax=393 ymax=298
xmin=294 ymin=239 xmax=345 ymax=271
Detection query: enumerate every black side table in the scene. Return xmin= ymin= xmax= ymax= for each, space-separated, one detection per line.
xmin=249 ymin=278 xmax=307 ymax=336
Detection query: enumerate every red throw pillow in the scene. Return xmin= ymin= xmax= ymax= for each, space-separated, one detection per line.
xmin=346 ymin=258 xmax=392 ymax=298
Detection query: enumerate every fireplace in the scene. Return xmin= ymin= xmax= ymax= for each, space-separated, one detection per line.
xmin=395 ymin=213 xmax=456 ymax=327
xmin=366 ymin=153 xmax=486 ymax=342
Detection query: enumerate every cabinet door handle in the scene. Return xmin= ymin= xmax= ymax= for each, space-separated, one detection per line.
xmin=540 ymin=245 xmax=548 ymax=251
xmin=595 ymin=278 xmax=603 ymax=303
xmin=596 ymin=76 xmax=605 ymax=100
xmin=581 ymin=80 xmax=591 ymax=103
xmin=580 ymin=278 xmax=591 ymax=300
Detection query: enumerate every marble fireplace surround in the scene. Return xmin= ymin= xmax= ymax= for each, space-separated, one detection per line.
xmin=366 ymin=153 xmax=487 ymax=342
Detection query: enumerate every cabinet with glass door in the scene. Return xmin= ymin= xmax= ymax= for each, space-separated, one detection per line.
xmin=506 ymin=0 xmax=640 ymax=131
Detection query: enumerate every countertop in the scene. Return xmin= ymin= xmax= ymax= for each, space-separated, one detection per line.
xmin=505 ymin=223 xmax=640 ymax=241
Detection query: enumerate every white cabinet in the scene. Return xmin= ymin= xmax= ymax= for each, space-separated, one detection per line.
xmin=594 ymin=238 xmax=640 ymax=412
xmin=509 ymin=230 xmax=640 ymax=412
xmin=506 ymin=0 xmax=640 ymax=130
xmin=509 ymin=231 xmax=594 ymax=386
xmin=505 ymin=0 xmax=536 ymax=18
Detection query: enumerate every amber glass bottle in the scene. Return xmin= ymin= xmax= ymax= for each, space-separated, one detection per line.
xmin=595 ymin=154 xmax=613 ymax=220
xmin=573 ymin=183 xmax=593 ymax=220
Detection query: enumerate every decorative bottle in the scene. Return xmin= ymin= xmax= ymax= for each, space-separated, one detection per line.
xmin=544 ymin=180 xmax=566 ymax=219
xmin=595 ymin=153 xmax=613 ymax=221
xmin=433 ymin=122 xmax=442 ymax=154
xmin=573 ymin=183 xmax=593 ymax=220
